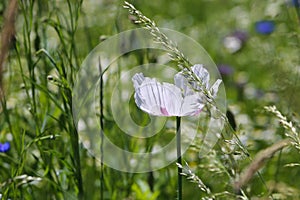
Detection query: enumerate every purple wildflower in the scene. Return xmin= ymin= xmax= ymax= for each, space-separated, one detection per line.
xmin=217 ymin=64 xmax=234 ymax=76
xmin=231 ymin=30 xmax=249 ymax=43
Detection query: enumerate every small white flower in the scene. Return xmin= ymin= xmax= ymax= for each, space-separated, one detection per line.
xmin=223 ymin=36 xmax=242 ymax=53
xmin=132 ymin=64 xmax=222 ymax=116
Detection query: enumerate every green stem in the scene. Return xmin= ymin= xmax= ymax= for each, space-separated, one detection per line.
xmin=99 ymin=57 xmax=104 ymax=200
xmin=70 ymin=112 xmax=84 ymax=198
xmin=176 ymin=116 xmax=182 ymax=200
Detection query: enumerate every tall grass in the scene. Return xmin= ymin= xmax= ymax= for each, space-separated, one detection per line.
xmin=0 ymin=0 xmax=300 ymax=199
xmin=1 ymin=0 xmax=84 ymax=198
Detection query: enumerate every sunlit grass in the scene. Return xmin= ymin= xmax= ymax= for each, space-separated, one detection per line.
xmin=0 ymin=0 xmax=299 ymax=199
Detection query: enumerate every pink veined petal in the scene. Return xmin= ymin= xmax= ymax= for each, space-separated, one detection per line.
xmin=132 ymin=76 xmax=160 ymax=115
xmin=160 ymin=107 xmax=169 ymax=116
xmin=210 ymin=79 xmax=222 ymax=98
xmin=174 ymin=73 xmax=194 ymax=96
xmin=191 ymin=64 xmax=210 ymax=90
xmin=160 ymin=82 xmax=183 ymax=116
xmin=134 ymin=92 xmax=162 ymax=115
xmin=132 ymin=73 xmax=145 ymax=89
xmin=136 ymin=79 xmax=164 ymax=116
xmin=192 ymin=65 xmax=222 ymax=98
xmin=174 ymin=64 xmax=211 ymax=94
xmin=180 ymin=93 xmax=205 ymax=116
xmin=133 ymin=77 xmax=182 ymax=116
xmin=174 ymin=73 xmax=185 ymax=90
xmin=193 ymin=109 xmax=202 ymax=116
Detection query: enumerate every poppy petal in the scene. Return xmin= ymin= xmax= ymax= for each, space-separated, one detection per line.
xmin=174 ymin=73 xmax=194 ymax=96
xmin=180 ymin=94 xmax=205 ymax=116
xmin=191 ymin=64 xmax=210 ymax=90
xmin=133 ymin=76 xmax=182 ymax=116
xmin=210 ymin=79 xmax=222 ymax=98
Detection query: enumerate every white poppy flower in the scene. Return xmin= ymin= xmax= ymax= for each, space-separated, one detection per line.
xmin=132 ymin=64 xmax=222 ymax=116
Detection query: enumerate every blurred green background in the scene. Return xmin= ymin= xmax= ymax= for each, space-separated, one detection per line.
xmin=0 ymin=0 xmax=300 ymax=199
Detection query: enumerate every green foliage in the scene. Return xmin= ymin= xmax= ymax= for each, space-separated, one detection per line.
xmin=131 ymin=180 xmax=160 ymax=200
xmin=0 ymin=0 xmax=300 ymax=199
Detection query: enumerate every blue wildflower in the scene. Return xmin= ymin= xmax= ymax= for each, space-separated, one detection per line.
xmin=0 ymin=142 xmax=10 ymax=152
xmin=291 ymin=0 xmax=300 ymax=7
xmin=255 ymin=20 xmax=275 ymax=35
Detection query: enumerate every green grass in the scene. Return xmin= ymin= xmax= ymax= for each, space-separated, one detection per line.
xmin=0 ymin=0 xmax=300 ymax=199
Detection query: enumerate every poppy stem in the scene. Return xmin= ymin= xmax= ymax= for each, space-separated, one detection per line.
xmin=176 ymin=116 xmax=182 ymax=200
xmin=98 ymin=57 xmax=104 ymax=200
